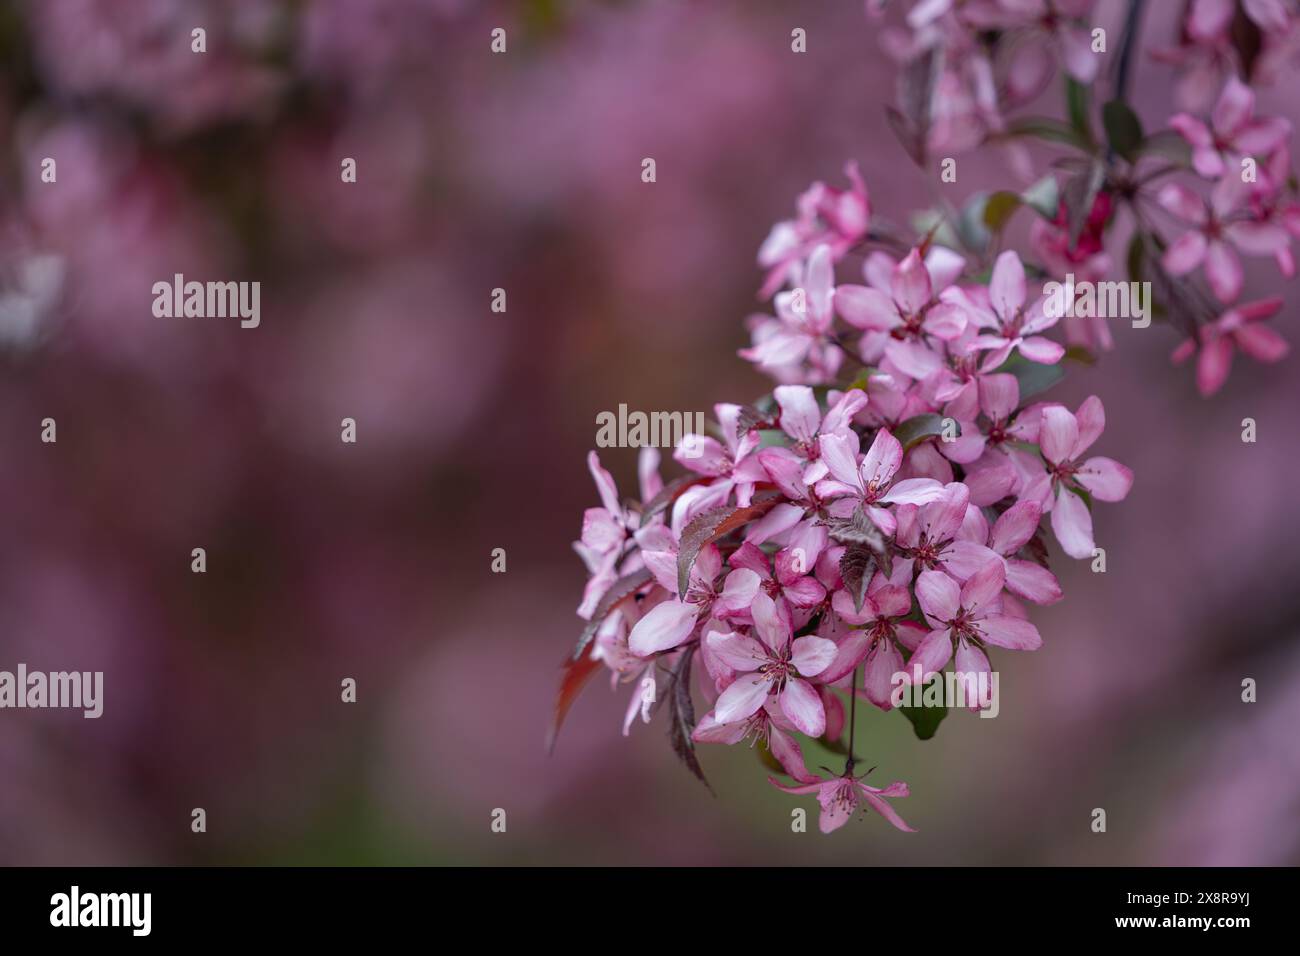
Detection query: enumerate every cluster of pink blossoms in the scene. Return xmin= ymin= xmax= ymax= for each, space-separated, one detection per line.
xmin=875 ymin=0 xmax=1298 ymax=396
xmin=562 ymin=159 xmax=1134 ymax=833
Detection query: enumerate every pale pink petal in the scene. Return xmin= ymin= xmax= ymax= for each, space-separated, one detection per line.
xmin=1017 ymin=336 xmax=1065 ymax=364
xmin=836 ymin=284 xmax=900 ymax=331
xmin=953 ymin=639 xmax=991 ymax=712
xmin=916 ymin=569 xmax=961 ymax=625
xmin=714 ymin=672 xmax=772 ymax=725
xmin=989 ymin=250 xmax=1026 ymax=318
xmin=717 ymin=568 xmax=762 ymax=613
xmin=978 ymin=373 xmax=1020 ymax=420
xmin=819 ymin=631 xmax=872 ymax=684
xmin=780 ymin=677 xmax=827 ymax=737
xmin=861 ymin=428 xmax=904 ymax=487
xmin=1050 ymin=487 xmax=1095 ymax=559
xmin=960 ymin=559 xmax=1006 ymax=612
xmin=819 ymin=431 xmax=864 ymax=490
xmin=978 ymin=615 xmax=1043 ymax=650
xmin=906 ymin=628 xmax=953 ymax=681
xmin=1162 ymin=231 xmax=1208 ymax=275
xmin=1196 ymin=335 xmax=1234 ymax=395
xmin=1212 ymin=76 xmax=1254 ymax=137
xmin=879 ymin=476 xmax=946 ymax=505
xmin=628 ymin=599 xmax=699 ymax=655
xmin=892 ymin=249 xmax=934 ymax=315
xmin=1158 ymin=183 xmax=1208 ymax=224
xmin=768 ymin=725 xmax=816 ymax=782
xmin=790 ymin=635 xmax=838 ymax=677
xmin=1075 ymin=457 xmax=1134 ymax=502
xmin=858 ymin=785 xmax=916 ymax=832
xmin=863 ymin=639 xmax=904 ymax=709
xmin=1072 ymin=394 xmax=1106 ymax=457
xmin=1234 ymin=322 xmax=1290 ymax=363
xmin=774 ymin=385 xmax=823 ymax=444
xmin=587 ymin=451 xmax=622 ymax=515
xmin=1205 ymin=240 xmax=1243 ymax=304
xmin=750 ymin=591 xmax=790 ymax=651
xmin=1004 ymin=559 xmax=1063 ymax=605
xmin=989 ymin=500 xmax=1042 ymax=555
xmin=1038 ymin=405 xmax=1079 ymax=465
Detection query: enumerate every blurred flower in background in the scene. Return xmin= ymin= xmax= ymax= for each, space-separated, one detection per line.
xmin=0 ymin=0 xmax=1297 ymax=865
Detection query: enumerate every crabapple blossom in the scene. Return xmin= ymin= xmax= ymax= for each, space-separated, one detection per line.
xmin=1171 ymin=297 xmax=1290 ymax=396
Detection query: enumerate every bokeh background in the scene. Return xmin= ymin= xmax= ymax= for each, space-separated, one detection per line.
xmin=0 ymin=0 xmax=1297 ymax=865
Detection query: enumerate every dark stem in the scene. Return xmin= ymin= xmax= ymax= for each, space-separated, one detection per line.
xmin=845 ymin=664 xmax=859 ymax=776
xmin=1113 ymin=0 xmax=1147 ymax=105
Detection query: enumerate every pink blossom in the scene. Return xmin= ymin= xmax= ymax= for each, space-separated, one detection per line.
xmin=770 ymin=771 xmax=915 ymax=833
xmin=909 ymin=560 xmax=1044 ymax=682
xmin=1171 ymin=297 xmax=1290 ymax=396
xmin=957 ymin=251 xmax=1065 ymax=371
xmin=815 ymin=428 xmax=947 ymax=534
xmin=1022 ymin=397 xmax=1134 ymax=558
xmin=758 ymin=163 xmax=870 ymax=299
xmin=1170 ymin=76 xmax=1292 ymax=180
xmin=824 ymin=585 xmax=927 ymax=709
xmin=1159 ymin=178 xmax=1291 ymax=304
xmin=707 ymin=593 xmax=837 ymax=737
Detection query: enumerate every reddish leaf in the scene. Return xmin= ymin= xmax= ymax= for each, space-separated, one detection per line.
xmin=666 ymin=646 xmax=712 ymax=792
xmin=676 ymin=495 xmax=781 ymax=595
xmin=546 ymin=649 xmax=603 ymax=754
xmin=638 ymin=474 xmax=710 ymax=528
xmin=571 ymin=568 xmax=652 ymax=662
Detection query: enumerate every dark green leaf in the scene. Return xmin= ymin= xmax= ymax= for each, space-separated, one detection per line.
xmin=893 ymin=412 xmax=952 ymax=451
xmin=1065 ymin=76 xmax=1095 ymax=150
xmin=982 ymin=191 xmax=1021 ymax=231
xmin=998 ymin=117 xmax=1089 ymax=149
xmin=993 ymin=352 xmax=1066 ymax=401
xmin=1102 ymin=99 xmax=1144 ymax=162
xmin=901 ymin=701 xmax=948 ymax=740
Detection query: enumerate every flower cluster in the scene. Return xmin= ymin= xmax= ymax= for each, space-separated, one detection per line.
xmin=876 ymin=0 xmax=1298 ymax=396
xmin=560 ymin=156 xmax=1134 ymax=832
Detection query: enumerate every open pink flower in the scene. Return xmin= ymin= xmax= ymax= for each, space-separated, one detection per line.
xmin=694 ymin=697 xmax=816 ymax=783
xmin=742 ymin=244 xmax=842 ymax=382
xmin=1022 ymin=397 xmax=1134 ymax=558
xmin=815 ymin=427 xmax=946 ymax=534
xmin=770 ymin=771 xmax=914 ymax=833
xmin=835 ymin=247 xmax=968 ymax=380
xmin=957 ymin=250 xmax=1065 ymax=371
xmin=909 ymin=560 xmax=1043 ymax=682
xmin=1171 ymin=297 xmax=1289 ymax=395
xmin=961 ymin=499 xmax=1063 ymax=605
xmin=628 ymin=545 xmax=761 ymax=655
xmin=1159 ymin=178 xmax=1290 ymax=304
xmin=707 ymin=593 xmax=837 ymax=737
xmin=1170 ymin=76 xmax=1292 ymax=180
xmin=772 ymin=385 xmax=868 ymax=483
xmin=758 ymin=163 xmax=870 ymax=299
xmin=823 ymin=585 xmax=926 ymax=709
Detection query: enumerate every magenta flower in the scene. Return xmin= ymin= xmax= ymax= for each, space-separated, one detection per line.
xmin=893 ymin=482 xmax=1001 ymax=583
xmin=1171 ymin=297 xmax=1290 ymax=396
xmin=770 ymin=771 xmax=914 ymax=833
xmin=824 ymin=585 xmax=927 ymax=709
xmin=741 ymin=244 xmax=843 ymax=382
xmin=1170 ymin=76 xmax=1292 ymax=180
xmin=1159 ymin=179 xmax=1290 ymax=304
xmin=627 ymin=544 xmax=761 ymax=656
xmin=706 ymin=593 xmax=837 ymax=737
xmin=1022 ymin=397 xmax=1134 ymax=558
xmin=693 ymin=699 xmax=816 ymax=783
xmin=961 ymin=499 xmax=1063 ymax=605
xmin=729 ymin=541 xmax=827 ymax=611
xmin=958 ymin=251 xmax=1065 ymax=371
xmin=758 ymin=163 xmax=870 ymax=299
xmin=815 ymin=428 xmax=946 ymax=534
xmin=909 ymin=560 xmax=1043 ymax=682
xmin=835 ymin=247 xmax=968 ymax=379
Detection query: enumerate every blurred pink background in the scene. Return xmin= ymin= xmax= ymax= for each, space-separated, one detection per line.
xmin=0 ymin=0 xmax=1297 ymax=865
